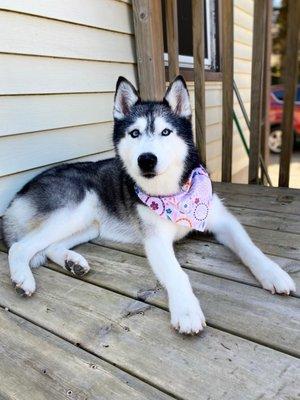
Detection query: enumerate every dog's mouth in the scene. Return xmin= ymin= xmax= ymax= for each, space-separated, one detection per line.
xmin=141 ymin=168 xmax=168 ymax=179
xmin=142 ymin=172 xmax=156 ymax=179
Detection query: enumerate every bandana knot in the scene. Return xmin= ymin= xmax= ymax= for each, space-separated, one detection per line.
xmin=135 ymin=165 xmax=212 ymax=231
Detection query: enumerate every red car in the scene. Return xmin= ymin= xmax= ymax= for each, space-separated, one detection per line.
xmin=269 ymin=85 xmax=300 ymax=153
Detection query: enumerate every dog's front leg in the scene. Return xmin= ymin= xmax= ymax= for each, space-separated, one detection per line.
xmin=207 ymin=194 xmax=296 ymax=294
xmin=144 ymin=232 xmax=206 ymax=334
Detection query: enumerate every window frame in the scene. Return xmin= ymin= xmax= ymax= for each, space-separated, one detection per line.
xmin=164 ymin=0 xmax=222 ymax=82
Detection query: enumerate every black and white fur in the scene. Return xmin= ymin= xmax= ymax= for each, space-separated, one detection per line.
xmin=3 ymin=76 xmax=295 ymax=334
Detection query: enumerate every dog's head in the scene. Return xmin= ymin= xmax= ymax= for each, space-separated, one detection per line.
xmin=113 ymin=76 xmax=200 ymax=195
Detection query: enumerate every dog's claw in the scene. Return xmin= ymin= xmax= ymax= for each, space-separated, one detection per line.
xmin=12 ymin=281 xmax=30 ymax=297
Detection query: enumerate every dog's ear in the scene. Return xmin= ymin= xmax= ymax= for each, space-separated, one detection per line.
xmin=164 ymin=75 xmax=191 ymax=119
xmin=113 ymin=77 xmax=140 ymax=119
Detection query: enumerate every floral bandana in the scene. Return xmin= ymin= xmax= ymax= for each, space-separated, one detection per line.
xmin=135 ymin=165 xmax=212 ymax=231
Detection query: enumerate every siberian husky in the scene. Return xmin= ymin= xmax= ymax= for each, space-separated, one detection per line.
xmin=3 ymin=76 xmax=295 ymax=334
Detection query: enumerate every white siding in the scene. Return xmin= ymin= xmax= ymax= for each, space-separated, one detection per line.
xmin=188 ymin=82 xmax=223 ymax=181
xmin=0 ymin=1 xmax=135 ymax=215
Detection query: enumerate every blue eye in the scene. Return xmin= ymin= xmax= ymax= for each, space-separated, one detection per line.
xmin=129 ymin=129 xmax=140 ymax=138
xmin=161 ymin=128 xmax=172 ymax=136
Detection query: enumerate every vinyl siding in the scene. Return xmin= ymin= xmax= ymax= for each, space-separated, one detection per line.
xmin=188 ymin=82 xmax=223 ymax=181
xmin=0 ymin=0 xmax=136 ymax=215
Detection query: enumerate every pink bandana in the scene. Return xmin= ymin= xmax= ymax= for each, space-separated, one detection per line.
xmin=135 ymin=165 xmax=212 ymax=231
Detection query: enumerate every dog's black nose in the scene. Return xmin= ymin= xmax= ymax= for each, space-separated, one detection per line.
xmin=138 ymin=153 xmax=157 ymax=173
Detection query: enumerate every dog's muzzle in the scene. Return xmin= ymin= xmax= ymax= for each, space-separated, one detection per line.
xmin=138 ymin=152 xmax=157 ymax=178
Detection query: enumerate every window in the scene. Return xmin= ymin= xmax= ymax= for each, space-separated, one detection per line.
xmin=162 ymin=0 xmax=220 ymax=73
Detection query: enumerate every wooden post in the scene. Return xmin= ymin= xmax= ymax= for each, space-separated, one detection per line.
xmin=221 ymin=0 xmax=234 ymax=182
xmin=249 ymin=0 xmax=267 ymax=184
xmin=132 ymin=0 xmax=165 ymax=100
xmin=165 ymin=0 xmax=179 ymax=81
xmin=260 ymin=0 xmax=272 ymax=185
xmin=278 ymin=0 xmax=300 ymax=187
xmin=192 ymin=0 xmax=206 ymax=164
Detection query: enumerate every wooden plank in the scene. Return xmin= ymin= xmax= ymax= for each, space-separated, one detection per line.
xmin=197 ymin=226 xmax=300 ymax=262
xmin=213 ymin=181 xmax=300 ymax=200
xmin=93 ymin=235 xmax=300 ymax=296
xmin=221 ymin=0 xmax=234 ymax=182
xmin=214 ymin=187 xmax=300 ymax=215
xmin=0 ymin=255 xmax=299 ymax=399
xmin=165 ymin=0 xmax=179 ymax=81
xmin=0 ymin=0 xmax=133 ymax=34
xmin=132 ymin=0 xmax=165 ymax=100
xmin=0 ymin=11 xmax=135 ymax=64
xmin=0 ymin=123 xmax=113 ymax=177
xmin=0 ymin=54 xmax=137 ymax=95
xmin=248 ymin=0 xmax=267 ymax=184
xmin=0 ymin=309 xmax=169 ymax=400
xmin=192 ymin=0 xmax=206 ymax=163
xmin=226 ymin=206 xmax=300 ymax=235
xmin=0 ymin=93 xmax=114 ymax=136
xmin=0 ymin=150 xmax=115 ymax=216
xmin=260 ymin=0 xmax=272 ymax=185
xmin=278 ymin=0 xmax=300 ymax=187
xmin=46 ymin=242 xmax=300 ymax=356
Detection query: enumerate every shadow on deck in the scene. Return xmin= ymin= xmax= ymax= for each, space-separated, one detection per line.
xmin=0 ymin=182 xmax=299 ymax=399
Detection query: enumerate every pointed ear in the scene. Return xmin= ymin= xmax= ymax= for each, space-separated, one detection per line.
xmin=113 ymin=77 xmax=140 ymax=119
xmin=164 ymin=75 xmax=191 ymax=119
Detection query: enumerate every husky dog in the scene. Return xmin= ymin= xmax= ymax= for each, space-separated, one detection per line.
xmin=3 ymin=76 xmax=295 ymax=334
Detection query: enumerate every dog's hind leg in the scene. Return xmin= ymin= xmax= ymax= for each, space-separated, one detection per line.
xmin=206 ymin=194 xmax=296 ymax=295
xmin=45 ymin=223 xmax=100 ymax=276
xmin=9 ymin=193 xmax=98 ymax=296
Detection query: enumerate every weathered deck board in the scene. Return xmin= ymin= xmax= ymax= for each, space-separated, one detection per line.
xmin=214 ymin=185 xmax=300 ymax=216
xmin=0 ymin=253 xmax=299 ymax=400
xmin=0 ymin=309 xmax=171 ymax=400
xmin=213 ymin=181 xmax=300 ymax=199
xmin=92 ymin=239 xmax=300 ymax=296
xmin=201 ymin=226 xmax=300 ymax=261
xmin=45 ymin=242 xmax=300 ymax=356
xmin=227 ymin=206 xmax=300 ymax=234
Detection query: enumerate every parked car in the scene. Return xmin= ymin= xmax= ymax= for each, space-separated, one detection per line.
xmin=269 ymin=84 xmax=300 ymax=153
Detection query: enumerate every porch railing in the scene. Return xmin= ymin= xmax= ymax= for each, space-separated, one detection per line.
xmin=132 ymin=0 xmax=300 ymax=188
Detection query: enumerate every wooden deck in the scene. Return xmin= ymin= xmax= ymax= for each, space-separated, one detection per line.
xmin=0 ymin=182 xmax=299 ymax=400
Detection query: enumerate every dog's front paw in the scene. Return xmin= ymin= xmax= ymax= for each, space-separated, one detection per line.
xmin=169 ymin=293 xmax=206 ymax=334
xmin=11 ymin=268 xmax=36 ymax=297
xmin=64 ymin=251 xmax=90 ymax=277
xmin=256 ymin=261 xmax=296 ymax=295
